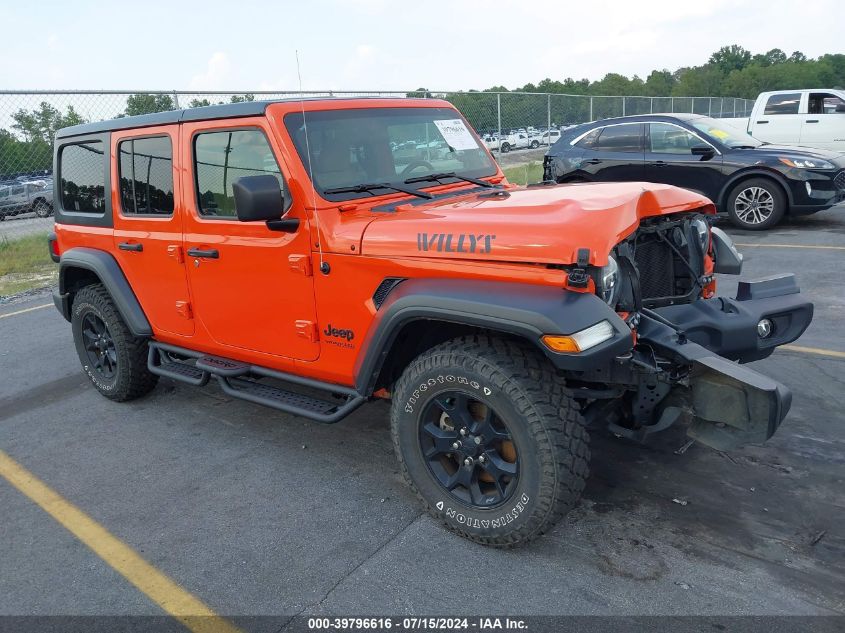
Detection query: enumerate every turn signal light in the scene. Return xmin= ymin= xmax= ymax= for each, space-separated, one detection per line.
xmin=542 ymin=320 xmax=615 ymax=353
xmin=541 ymin=335 xmax=580 ymax=353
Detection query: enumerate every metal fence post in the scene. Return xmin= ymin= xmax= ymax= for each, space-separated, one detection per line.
xmin=650 ymin=97 xmax=654 ymax=113
xmin=172 ymin=90 xmax=180 ymax=109
xmin=708 ymin=97 xmax=712 ymax=116
xmin=589 ymin=96 xmax=593 ymax=121
xmin=547 ymin=93 xmax=551 ymax=135
xmin=497 ymin=92 xmax=502 ymax=142
xmin=670 ymin=96 xmax=674 ymax=113
xmin=622 ymin=97 xmax=625 ymax=117
xmin=733 ymin=98 xmax=736 ymax=117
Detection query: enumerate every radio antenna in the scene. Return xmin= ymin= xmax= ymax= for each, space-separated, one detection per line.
xmin=296 ymin=50 xmax=326 ymax=273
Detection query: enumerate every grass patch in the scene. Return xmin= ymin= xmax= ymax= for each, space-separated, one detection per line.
xmin=501 ymin=161 xmax=544 ymax=186
xmin=0 ymin=232 xmax=57 ymax=297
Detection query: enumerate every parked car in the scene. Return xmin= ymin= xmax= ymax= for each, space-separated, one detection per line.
xmin=537 ymin=130 xmax=561 ymax=146
xmin=50 ymin=98 xmax=811 ymax=546
xmin=723 ymin=89 xmax=845 ymax=151
xmin=0 ymin=179 xmax=54 ymax=220
xmin=543 ymin=113 xmax=845 ymax=230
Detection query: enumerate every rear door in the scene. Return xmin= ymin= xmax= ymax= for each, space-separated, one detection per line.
xmin=644 ymin=122 xmax=723 ymax=200
xmin=111 ymin=127 xmax=194 ymax=336
xmin=801 ymin=92 xmax=845 ymax=150
xmin=752 ymin=92 xmax=804 ymax=144
xmin=576 ymin=123 xmax=645 ymax=182
xmin=180 ymin=118 xmax=319 ymax=361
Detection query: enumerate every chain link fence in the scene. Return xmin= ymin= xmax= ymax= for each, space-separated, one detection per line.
xmin=0 ymin=89 xmax=753 ymax=238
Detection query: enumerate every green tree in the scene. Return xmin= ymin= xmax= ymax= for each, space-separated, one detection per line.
xmin=11 ymin=102 xmax=86 ymax=143
xmin=709 ymin=45 xmax=752 ymax=73
xmin=125 ymin=93 xmax=175 ymax=116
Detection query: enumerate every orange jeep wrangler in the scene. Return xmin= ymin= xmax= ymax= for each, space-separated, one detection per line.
xmin=49 ymin=98 xmax=813 ymax=545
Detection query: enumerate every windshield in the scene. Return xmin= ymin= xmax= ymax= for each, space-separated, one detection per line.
xmin=284 ymin=107 xmax=496 ymax=201
xmin=690 ymin=117 xmax=763 ymax=148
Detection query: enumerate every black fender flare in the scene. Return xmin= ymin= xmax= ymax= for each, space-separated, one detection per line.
xmin=56 ymin=247 xmax=152 ymax=336
xmin=717 ymin=168 xmax=794 ymax=211
xmin=353 ymin=278 xmax=632 ymax=393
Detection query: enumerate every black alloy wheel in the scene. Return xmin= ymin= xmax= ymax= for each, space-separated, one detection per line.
xmin=419 ymin=391 xmax=518 ymax=508
xmin=80 ymin=312 xmax=118 ymax=379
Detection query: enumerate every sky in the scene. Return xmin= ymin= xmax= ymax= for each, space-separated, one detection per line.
xmin=1 ymin=0 xmax=842 ymax=93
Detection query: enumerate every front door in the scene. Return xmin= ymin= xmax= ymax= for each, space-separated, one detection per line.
xmin=754 ymin=92 xmax=804 ymax=145
xmin=181 ymin=119 xmax=319 ymax=361
xmin=644 ymin=122 xmax=723 ymax=200
xmin=111 ymin=127 xmax=194 ymax=336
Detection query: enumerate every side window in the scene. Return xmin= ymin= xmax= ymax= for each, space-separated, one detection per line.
xmin=808 ymin=93 xmax=845 ymax=114
xmin=763 ymin=93 xmax=801 ymax=115
xmin=575 ymin=128 xmax=601 ymax=149
xmin=118 ymin=136 xmax=174 ymax=215
xmin=595 ymin=124 xmax=643 ymax=152
xmin=60 ymin=141 xmax=106 ymax=213
xmin=11 ymin=185 xmax=24 ymax=195
xmin=648 ymin=123 xmax=700 ymax=154
xmin=194 ymin=129 xmax=284 ymax=218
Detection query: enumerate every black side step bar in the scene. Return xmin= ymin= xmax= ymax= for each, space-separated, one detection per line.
xmin=147 ymin=342 xmax=365 ymax=423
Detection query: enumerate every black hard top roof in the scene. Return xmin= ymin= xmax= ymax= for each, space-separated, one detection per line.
xmin=55 ymin=96 xmax=434 ymax=139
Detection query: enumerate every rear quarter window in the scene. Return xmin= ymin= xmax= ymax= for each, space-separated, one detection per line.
xmin=59 ymin=141 xmax=106 ymax=213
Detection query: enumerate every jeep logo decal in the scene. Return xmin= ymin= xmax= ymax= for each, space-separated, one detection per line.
xmin=417 ymin=233 xmax=496 ymax=254
xmin=323 ymin=324 xmax=355 ymax=341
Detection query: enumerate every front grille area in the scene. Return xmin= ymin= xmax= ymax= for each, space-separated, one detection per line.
xmin=631 ymin=219 xmax=699 ymax=305
xmin=835 ymin=170 xmax=845 ymax=192
xmin=634 ymin=240 xmax=676 ymax=299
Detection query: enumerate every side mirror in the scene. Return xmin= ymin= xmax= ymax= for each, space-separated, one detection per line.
xmin=691 ymin=145 xmax=716 ymax=159
xmin=232 ymin=175 xmax=285 ymax=222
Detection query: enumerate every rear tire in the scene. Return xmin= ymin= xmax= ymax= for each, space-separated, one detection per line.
xmin=71 ymin=284 xmax=158 ymax=401
xmin=390 ymin=335 xmax=589 ymax=547
xmin=530 ymin=140 xmax=540 ymax=149
xmin=500 ymin=143 xmax=511 ymax=153
xmin=726 ymin=178 xmax=786 ymax=230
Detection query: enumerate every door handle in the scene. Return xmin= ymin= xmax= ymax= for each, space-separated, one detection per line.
xmin=806 ymin=119 xmax=819 ymax=123
xmin=650 ymin=161 xmax=668 ymax=167
xmin=187 ymin=247 xmax=219 ymax=259
xmin=118 ymin=242 xmax=143 ymax=252
xmin=584 ymin=158 xmax=602 ymax=165
xmin=756 ymin=120 xmax=769 ymax=124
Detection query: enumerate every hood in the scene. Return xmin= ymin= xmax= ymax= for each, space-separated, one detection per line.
xmin=361 ymin=182 xmax=713 ymax=266
xmin=748 ymin=144 xmax=845 ymax=163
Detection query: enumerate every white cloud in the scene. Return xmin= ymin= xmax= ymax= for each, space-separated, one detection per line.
xmin=189 ymin=52 xmax=233 ymax=90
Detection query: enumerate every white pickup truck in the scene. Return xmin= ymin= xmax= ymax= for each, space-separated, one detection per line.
xmin=724 ymin=89 xmax=845 ymax=151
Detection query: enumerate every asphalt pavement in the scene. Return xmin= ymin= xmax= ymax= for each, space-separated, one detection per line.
xmin=0 ymin=206 xmax=843 ymax=625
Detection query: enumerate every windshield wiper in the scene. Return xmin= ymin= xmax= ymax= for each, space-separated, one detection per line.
xmin=323 ymin=182 xmax=433 ymax=199
xmin=731 ymin=145 xmax=758 ymax=149
xmin=404 ymin=172 xmax=495 ymax=188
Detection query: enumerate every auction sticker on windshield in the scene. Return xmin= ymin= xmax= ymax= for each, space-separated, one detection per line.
xmin=433 ymin=119 xmax=479 ymax=151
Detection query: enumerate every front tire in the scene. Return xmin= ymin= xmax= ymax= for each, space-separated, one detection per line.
xmin=34 ymin=200 xmax=52 ymax=218
xmin=726 ymin=178 xmax=786 ymax=230
xmin=71 ymin=284 xmax=158 ymax=401
xmin=530 ymin=140 xmax=540 ymax=149
xmin=390 ymin=336 xmax=589 ymax=547
xmin=500 ymin=143 xmax=511 ymax=153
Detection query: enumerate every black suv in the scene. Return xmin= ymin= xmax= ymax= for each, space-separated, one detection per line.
xmin=543 ymin=114 xmax=845 ymax=230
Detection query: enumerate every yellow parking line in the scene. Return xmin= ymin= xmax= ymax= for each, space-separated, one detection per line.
xmin=0 ymin=303 xmax=52 ymax=319
xmin=735 ymin=243 xmax=845 ymax=251
xmin=0 ymin=450 xmax=242 ymax=633
xmin=780 ymin=344 xmax=845 ymax=360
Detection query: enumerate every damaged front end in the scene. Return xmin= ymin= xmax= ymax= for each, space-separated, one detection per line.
xmin=572 ymin=215 xmax=813 ymax=451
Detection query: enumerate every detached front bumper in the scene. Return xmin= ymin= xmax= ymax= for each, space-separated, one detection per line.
xmin=637 ymin=274 xmax=813 ymax=450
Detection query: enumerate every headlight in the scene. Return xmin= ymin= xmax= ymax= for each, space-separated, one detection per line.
xmin=599 ymin=255 xmax=619 ymax=306
xmin=691 ymin=217 xmax=709 ymax=251
xmin=778 ymin=157 xmax=835 ymax=169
